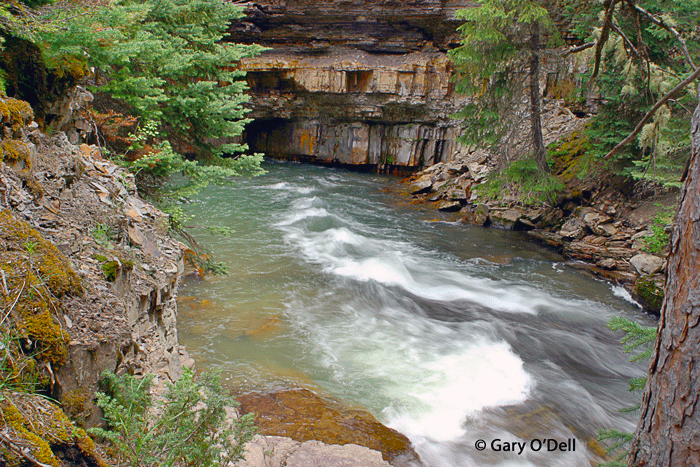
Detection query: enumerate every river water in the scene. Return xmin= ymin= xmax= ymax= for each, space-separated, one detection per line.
xmin=177 ymin=160 xmax=653 ymax=467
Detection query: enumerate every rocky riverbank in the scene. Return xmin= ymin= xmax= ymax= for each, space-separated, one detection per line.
xmin=404 ymin=119 xmax=671 ymax=314
xmin=0 ymin=94 xmax=195 ymax=463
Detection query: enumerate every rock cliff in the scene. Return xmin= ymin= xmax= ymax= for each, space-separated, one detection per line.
xmin=0 ymin=94 xmax=193 ymax=431
xmin=232 ymin=0 xmax=476 ymax=168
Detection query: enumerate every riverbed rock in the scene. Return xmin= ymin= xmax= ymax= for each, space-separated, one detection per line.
xmin=236 ymin=388 xmax=419 ymax=465
xmin=489 ymin=208 xmax=526 ymax=230
xmin=409 ymin=175 xmax=433 ymax=194
xmin=559 ymin=217 xmax=585 ymax=239
xmin=446 ymin=187 xmax=467 ymax=201
xmin=238 ymin=436 xmax=391 ymax=467
xmin=437 ymin=200 xmax=462 ymax=212
xmin=629 ymin=254 xmax=665 ymax=275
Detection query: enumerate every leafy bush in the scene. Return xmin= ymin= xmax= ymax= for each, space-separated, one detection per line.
xmin=90 ymin=369 xmax=256 ymax=467
xmin=38 ymin=0 xmax=266 ymax=158
xmin=642 ymin=207 xmax=673 ymax=254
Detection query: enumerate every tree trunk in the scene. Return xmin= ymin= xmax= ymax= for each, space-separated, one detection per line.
xmin=628 ymin=96 xmax=700 ymax=465
xmin=529 ymin=22 xmax=547 ymax=172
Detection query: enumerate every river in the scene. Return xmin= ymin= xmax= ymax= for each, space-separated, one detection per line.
xmin=177 ymin=160 xmax=654 ymax=467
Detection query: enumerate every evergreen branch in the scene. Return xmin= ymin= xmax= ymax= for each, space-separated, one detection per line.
xmin=605 ymin=64 xmax=700 ymax=160
xmin=628 ymin=2 xmax=696 ymax=69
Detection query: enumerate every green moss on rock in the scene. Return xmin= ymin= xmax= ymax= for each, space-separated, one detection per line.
xmin=0 ymin=139 xmax=32 ymax=169
xmin=635 ymin=278 xmax=664 ymax=313
xmin=0 ymin=209 xmax=84 ymax=370
xmin=0 ymin=393 xmax=108 ymax=467
xmin=0 ymin=209 xmax=83 ymax=297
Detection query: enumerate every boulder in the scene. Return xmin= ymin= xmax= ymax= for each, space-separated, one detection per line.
xmin=239 ymin=436 xmax=391 ymax=467
xmin=489 ymin=208 xmax=524 ymax=230
xmin=582 ymin=209 xmax=612 ymax=228
xmin=446 ymin=188 xmax=467 ymax=201
xmin=464 ymin=204 xmax=490 ymax=226
xmin=437 ymin=200 xmax=461 ymax=212
xmin=559 ymin=217 xmax=585 ymax=240
xmin=236 ymin=388 xmax=417 ymax=464
xmin=593 ymin=222 xmax=618 ymax=237
xmin=629 ymin=254 xmax=664 ymax=275
xmin=408 ymin=175 xmax=432 ymax=194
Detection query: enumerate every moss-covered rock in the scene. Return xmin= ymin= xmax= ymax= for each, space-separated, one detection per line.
xmin=0 ymin=209 xmax=83 ymax=298
xmin=635 ymin=277 xmax=664 ymax=313
xmin=0 ymin=209 xmax=84 ymax=371
xmin=0 ymin=139 xmax=32 ymax=170
xmin=0 ymin=96 xmax=34 ymax=129
xmin=0 ymin=392 xmax=108 ymax=467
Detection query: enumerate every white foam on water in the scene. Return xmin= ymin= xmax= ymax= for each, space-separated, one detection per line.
xmin=612 ymin=285 xmax=642 ymax=308
xmin=265 ymin=181 xmax=315 ymax=194
xmin=382 ymin=339 xmax=532 ymax=442
xmin=299 ymin=302 xmax=533 ymax=450
xmin=273 ymin=207 xmax=331 ymax=226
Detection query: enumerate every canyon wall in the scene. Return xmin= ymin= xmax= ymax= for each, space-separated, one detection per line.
xmin=231 ymin=0 xmax=476 ymax=168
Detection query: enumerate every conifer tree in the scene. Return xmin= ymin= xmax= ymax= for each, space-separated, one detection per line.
xmin=38 ymin=0 xmax=264 ymax=159
xmin=450 ymin=0 xmax=559 ymax=172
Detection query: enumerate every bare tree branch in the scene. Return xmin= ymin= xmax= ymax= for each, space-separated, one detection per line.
xmin=611 ymin=22 xmax=639 ymax=58
xmin=566 ymin=41 xmax=595 ymax=56
xmin=604 ymin=64 xmax=700 ymax=160
xmin=587 ymin=0 xmax=621 ymax=87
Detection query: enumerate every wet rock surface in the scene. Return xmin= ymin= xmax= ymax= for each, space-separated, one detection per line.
xmin=239 ymin=436 xmax=393 ymax=467
xmin=237 ymin=388 xmax=420 ymax=466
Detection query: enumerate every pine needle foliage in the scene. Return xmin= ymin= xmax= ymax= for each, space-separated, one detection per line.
xmin=608 ymin=316 xmax=657 ymax=362
xmin=90 ymin=369 xmax=256 ymax=467
xmin=449 ymin=0 xmax=560 ymax=162
xmin=574 ymin=0 xmax=699 ymax=185
xmin=599 ymin=315 xmax=658 ymax=466
xmin=38 ymin=0 xmax=266 ymax=158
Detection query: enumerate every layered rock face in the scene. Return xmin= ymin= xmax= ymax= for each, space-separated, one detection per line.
xmin=0 ymin=95 xmax=192 ymax=428
xmin=232 ymin=0 xmax=475 ymax=167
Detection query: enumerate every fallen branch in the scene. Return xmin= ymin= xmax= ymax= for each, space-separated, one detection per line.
xmin=604 ymin=65 xmax=700 ymax=160
xmin=567 ymin=41 xmax=595 ymax=56
xmin=0 ymin=431 xmax=54 ymax=467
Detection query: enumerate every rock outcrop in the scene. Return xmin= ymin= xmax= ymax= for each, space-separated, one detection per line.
xmin=230 ymin=1 xmax=588 ymax=170
xmin=0 ymin=95 xmax=193 ymax=430
xmin=231 ymin=0 xmax=475 ymax=168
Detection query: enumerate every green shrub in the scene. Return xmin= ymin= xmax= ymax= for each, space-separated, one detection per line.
xmin=643 ymin=210 xmax=673 ymax=254
xmin=90 ymin=369 xmax=256 ymax=467
xmin=475 ymin=158 xmax=565 ymax=205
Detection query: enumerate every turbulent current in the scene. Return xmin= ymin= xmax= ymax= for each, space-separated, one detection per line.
xmin=177 ymin=160 xmax=653 ymax=467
